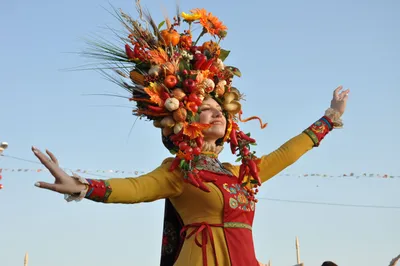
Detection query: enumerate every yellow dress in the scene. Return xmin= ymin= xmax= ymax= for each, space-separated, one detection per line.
xmin=87 ymin=133 xmax=314 ymax=266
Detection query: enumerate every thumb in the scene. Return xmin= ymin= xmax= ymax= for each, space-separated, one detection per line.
xmin=34 ymin=181 xmax=59 ymax=192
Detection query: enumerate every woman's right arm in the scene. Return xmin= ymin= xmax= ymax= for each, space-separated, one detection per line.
xmin=32 ymin=147 xmax=184 ymax=204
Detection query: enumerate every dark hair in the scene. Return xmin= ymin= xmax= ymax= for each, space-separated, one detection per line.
xmin=321 ymin=261 xmax=338 ymax=266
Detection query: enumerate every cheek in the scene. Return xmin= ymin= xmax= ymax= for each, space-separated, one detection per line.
xmin=199 ymin=112 xmax=210 ymax=123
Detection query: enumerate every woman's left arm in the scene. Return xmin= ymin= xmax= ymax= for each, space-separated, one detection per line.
xmin=258 ymin=86 xmax=350 ymax=183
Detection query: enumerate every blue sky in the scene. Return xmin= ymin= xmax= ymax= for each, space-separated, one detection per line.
xmin=1 ymin=0 xmax=399 ymax=265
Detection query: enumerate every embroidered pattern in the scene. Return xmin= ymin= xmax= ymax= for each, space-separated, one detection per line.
xmin=224 ymin=222 xmax=252 ymax=231
xmin=85 ymin=179 xmax=112 ymax=202
xmin=195 ymin=155 xmax=233 ymax=176
xmin=223 ymin=183 xmax=255 ymax=212
xmin=303 ymin=116 xmax=333 ymax=147
xmin=161 ymin=221 xmax=179 ymax=255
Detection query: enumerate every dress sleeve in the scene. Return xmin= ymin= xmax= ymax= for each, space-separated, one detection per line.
xmin=257 ymin=133 xmax=313 ymax=183
xmin=82 ymin=158 xmax=184 ymax=204
xmin=224 ymin=116 xmax=334 ymax=184
xmin=258 ymin=115 xmax=334 ymax=183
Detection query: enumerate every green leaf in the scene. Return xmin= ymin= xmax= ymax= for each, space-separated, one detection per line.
xmin=226 ymin=66 xmax=241 ymax=77
xmin=219 ymin=49 xmax=230 ymax=61
xmin=179 ymin=159 xmax=186 ymax=168
xmin=190 ymin=113 xmax=200 ymax=122
xmin=158 ymin=21 xmax=166 ymax=30
xmin=235 ymin=157 xmax=242 ymax=162
xmin=250 ymin=179 xmax=259 ymax=184
xmin=179 ymin=60 xmax=190 ymax=72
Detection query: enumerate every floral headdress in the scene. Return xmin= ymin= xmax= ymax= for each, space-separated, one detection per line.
xmin=86 ymin=2 xmax=267 ymax=192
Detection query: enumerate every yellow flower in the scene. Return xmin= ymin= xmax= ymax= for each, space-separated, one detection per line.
xmin=181 ymin=12 xmax=202 ymax=22
xmin=191 ymin=8 xmax=227 ymax=37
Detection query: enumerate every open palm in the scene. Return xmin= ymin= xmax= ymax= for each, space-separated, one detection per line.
xmin=32 ymin=146 xmax=85 ymax=194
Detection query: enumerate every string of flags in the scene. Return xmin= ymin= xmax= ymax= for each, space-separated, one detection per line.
xmin=0 ymin=167 xmax=399 ymax=178
xmin=1 ymin=152 xmax=399 ymax=190
xmin=0 ymin=168 xmax=145 ymax=175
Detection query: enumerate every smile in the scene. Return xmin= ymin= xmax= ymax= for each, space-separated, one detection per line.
xmin=211 ymin=121 xmax=223 ymax=125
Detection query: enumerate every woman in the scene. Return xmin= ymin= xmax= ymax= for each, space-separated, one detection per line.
xmin=32 ymin=5 xmax=349 ymax=266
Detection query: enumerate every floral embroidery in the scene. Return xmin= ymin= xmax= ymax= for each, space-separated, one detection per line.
xmin=161 ymin=221 xmax=178 ymax=255
xmin=224 ymin=183 xmax=255 ymax=212
xmin=229 ymin=198 xmax=238 ymax=209
xmin=85 ymin=179 xmax=112 ymax=202
xmin=237 ymin=193 xmax=248 ymax=205
xmin=303 ymin=116 xmax=333 ymax=147
xmin=195 ymin=155 xmax=234 ymax=176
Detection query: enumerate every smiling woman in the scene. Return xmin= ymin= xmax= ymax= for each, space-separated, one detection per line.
xmin=199 ymin=97 xmax=227 ymax=144
xmin=31 ymin=2 xmax=349 ymax=266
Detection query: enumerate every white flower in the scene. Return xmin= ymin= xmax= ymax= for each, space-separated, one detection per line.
xmin=181 ymin=50 xmax=193 ymax=61
xmin=215 ymin=58 xmax=225 ymax=70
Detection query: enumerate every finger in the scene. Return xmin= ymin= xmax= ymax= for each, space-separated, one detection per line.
xmin=333 ymin=85 xmax=343 ymax=98
xmin=339 ymin=89 xmax=350 ymax=100
xmin=46 ymin=149 xmax=59 ymax=166
xmin=32 ymin=147 xmax=67 ymax=183
xmin=32 ymin=146 xmax=53 ymax=168
xmin=34 ymin=181 xmax=59 ymax=192
xmin=342 ymin=93 xmax=349 ymax=102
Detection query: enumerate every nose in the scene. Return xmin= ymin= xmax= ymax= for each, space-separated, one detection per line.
xmin=212 ymin=108 xmax=223 ymax=117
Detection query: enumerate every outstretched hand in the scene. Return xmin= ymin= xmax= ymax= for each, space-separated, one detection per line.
xmin=31 ymin=146 xmax=86 ymax=194
xmin=330 ymin=85 xmax=350 ymax=116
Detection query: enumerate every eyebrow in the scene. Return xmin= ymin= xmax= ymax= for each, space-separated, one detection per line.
xmin=201 ymin=104 xmax=222 ymax=109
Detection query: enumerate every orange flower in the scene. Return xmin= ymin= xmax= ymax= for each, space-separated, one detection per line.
xmin=191 ymin=8 xmax=227 ymax=37
xmin=144 ymin=82 xmax=164 ymax=106
xmin=148 ymin=48 xmax=169 ymax=65
xmin=183 ymin=122 xmax=211 ymax=139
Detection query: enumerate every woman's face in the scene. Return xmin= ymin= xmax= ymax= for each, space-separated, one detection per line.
xmin=199 ymin=97 xmax=227 ymax=142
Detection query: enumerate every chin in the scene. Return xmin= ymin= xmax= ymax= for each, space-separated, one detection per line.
xmin=203 ymin=125 xmax=226 ymax=140
xmin=204 ymin=130 xmax=225 ymax=140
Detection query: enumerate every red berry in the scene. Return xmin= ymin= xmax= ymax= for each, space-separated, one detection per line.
xmin=193 ymin=147 xmax=201 ymax=155
xmin=179 ymin=142 xmax=188 ymax=151
xmin=185 ymin=147 xmax=193 ymax=154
